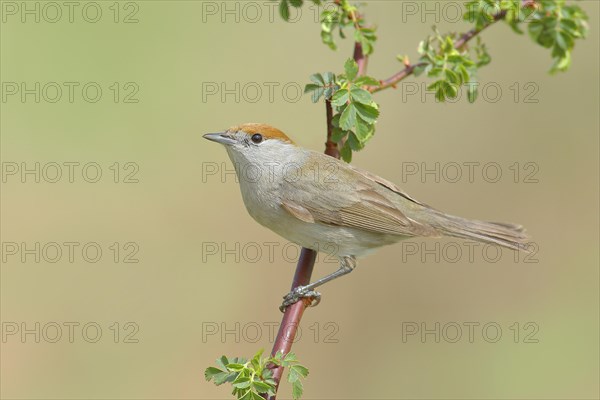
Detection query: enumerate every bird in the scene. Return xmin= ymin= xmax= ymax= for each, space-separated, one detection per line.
xmin=204 ymin=123 xmax=530 ymax=311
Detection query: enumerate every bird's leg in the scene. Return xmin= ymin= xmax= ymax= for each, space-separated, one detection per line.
xmin=280 ymin=255 xmax=357 ymax=312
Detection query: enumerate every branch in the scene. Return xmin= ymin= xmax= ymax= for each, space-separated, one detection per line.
xmin=324 ymin=99 xmax=339 ymax=158
xmin=368 ymin=10 xmax=508 ymax=94
xmin=266 ymin=18 xmax=369 ymax=398
xmin=267 ymin=248 xmax=317 ymax=400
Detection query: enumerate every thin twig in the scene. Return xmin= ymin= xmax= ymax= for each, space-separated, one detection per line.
xmin=368 ymin=10 xmax=508 ymax=94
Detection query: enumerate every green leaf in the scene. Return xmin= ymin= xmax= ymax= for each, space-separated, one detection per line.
xmin=555 ymin=31 xmax=573 ymax=51
xmin=340 ymin=142 xmax=352 ymax=162
xmin=252 ymin=381 xmax=273 ymax=394
xmin=347 ymin=131 xmax=365 ymax=151
xmin=283 ymin=352 xmax=298 ymax=363
xmin=457 ymin=64 xmax=470 ymax=83
xmin=309 ymin=73 xmax=324 ymax=85
xmin=292 ymin=380 xmax=304 ymax=400
xmin=289 ymin=0 xmax=303 ymax=7
xmin=279 ymin=0 xmax=290 ymax=21
xmin=331 ymin=127 xmax=348 ymax=142
xmin=239 ymin=389 xmax=253 ymax=400
xmin=232 ymin=377 xmax=251 ymax=389
xmin=344 ymin=59 xmax=359 ymax=81
xmin=354 ymin=76 xmax=380 ymax=86
xmin=339 ymin=104 xmax=357 ymax=130
xmin=216 ymin=356 xmax=229 ymax=371
xmin=205 ymin=367 xmax=224 ymax=381
xmin=349 ymin=87 xmax=372 ymax=104
xmin=305 ymin=84 xmax=325 ymax=103
xmin=304 ymin=83 xmax=321 ymax=93
xmin=467 ymin=82 xmax=478 ymax=103
xmin=435 ymin=86 xmax=445 ymax=102
xmin=252 ymin=392 xmax=265 ymax=400
xmin=226 ymin=363 xmax=246 ymax=371
xmin=444 ymin=69 xmax=460 ymax=85
xmin=550 ymin=51 xmax=571 ymax=74
xmin=354 ymin=121 xmax=374 ymax=142
xmin=331 ymin=89 xmax=349 ymax=106
xmin=323 ymin=72 xmax=336 ymax=84
xmin=354 ymin=102 xmax=379 ymax=124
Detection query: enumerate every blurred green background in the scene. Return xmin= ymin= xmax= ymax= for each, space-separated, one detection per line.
xmin=1 ymin=1 xmax=598 ymax=399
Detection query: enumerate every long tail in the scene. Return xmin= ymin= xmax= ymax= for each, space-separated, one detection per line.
xmin=429 ymin=212 xmax=530 ymax=251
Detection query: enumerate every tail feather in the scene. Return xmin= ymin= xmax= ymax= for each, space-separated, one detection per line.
xmin=431 ymin=212 xmax=530 ymax=252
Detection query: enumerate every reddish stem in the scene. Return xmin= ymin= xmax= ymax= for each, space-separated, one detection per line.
xmin=368 ymin=10 xmax=507 ymax=94
xmin=267 ymin=249 xmax=317 ymax=399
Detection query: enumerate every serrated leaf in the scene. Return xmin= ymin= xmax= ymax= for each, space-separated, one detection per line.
xmin=233 ymin=378 xmax=251 ymax=389
xmin=354 ymin=76 xmax=380 ymax=86
xmin=288 ymin=367 xmax=300 ymax=383
xmin=283 ymin=352 xmax=298 ymax=363
xmin=354 ymin=102 xmax=379 ymax=124
xmin=340 ymin=143 xmax=352 ymax=162
xmin=213 ymin=371 xmax=234 ymax=386
xmin=251 ymin=392 xmax=264 ymax=400
xmin=344 ymin=59 xmax=359 ymax=81
xmin=339 ymin=104 xmax=357 ymax=130
xmin=323 ymin=72 xmax=336 ymax=84
xmin=226 ymin=363 xmax=246 ymax=371
xmin=331 ymin=89 xmax=349 ymax=106
xmin=349 ymin=87 xmax=372 ymax=104
xmin=250 ymin=350 xmax=263 ymax=371
xmin=354 ymin=120 xmax=374 ymax=142
xmin=308 ymin=86 xmax=325 ymax=103
xmin=291 ymin=365 xmax=309 ymax=378
xmin=292 ymin=380 xmax=304 ymax=400
xmin=309 ymin=73 xmax=324 ymax=85
xmin=205 ymin=367 xmax=224 ymax=381
xmin=216 ymin=356 xmax=229 ymax=371
xmin=239 ymin=389 xmax=253 ymax=400
xmin=331 ymin=127 xmax=348 ymax=142
xmin=347 ymin=131 xmax=365 ymax=151
xmin=252 ymin=381 xmax=273 ymax=394
xmin=304 ymin=83 xmax=321 ymax=93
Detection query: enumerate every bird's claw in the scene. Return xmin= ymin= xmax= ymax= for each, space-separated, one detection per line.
xmin=279 ymin=286 xmax=321 ymax=313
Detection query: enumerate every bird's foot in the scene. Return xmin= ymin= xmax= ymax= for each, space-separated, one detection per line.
xmin=279 ymin=286 xmax=321 ymax=313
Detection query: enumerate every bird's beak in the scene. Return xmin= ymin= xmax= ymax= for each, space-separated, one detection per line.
xmin=203 ymin=132 xmax=236 ymax=146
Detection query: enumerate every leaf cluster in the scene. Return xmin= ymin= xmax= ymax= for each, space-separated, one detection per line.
xmin=205 ymin=350 xmax=309 ymax=400
xmin=277 ymin=0 xmax=321 ymax=21
xmin=415 ymin=31 xmax=490 ymax=103
xmin=464 ymin=0 xmax=588 ymax=73
xmin=528 ymin=0 xmax=589 ymax=73
xmin=305 ymin=59 xmax=380 ymax=162
xmin=319 ymin=0 xmax=377 ymax=54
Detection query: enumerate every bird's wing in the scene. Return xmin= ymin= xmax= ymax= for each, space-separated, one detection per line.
xmin=279 ymin=155 xmax=438 ymax=237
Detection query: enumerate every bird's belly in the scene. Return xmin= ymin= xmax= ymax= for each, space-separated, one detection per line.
xmin=252 ymin=207 xmax=400 ymax=257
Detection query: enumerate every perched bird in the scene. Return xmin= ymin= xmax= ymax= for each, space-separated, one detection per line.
xmin=204 ymin=123 xmax=529 ymax=311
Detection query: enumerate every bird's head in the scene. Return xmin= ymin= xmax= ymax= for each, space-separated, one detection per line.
xmin=204 ymin=123 xmax=299 ymax=165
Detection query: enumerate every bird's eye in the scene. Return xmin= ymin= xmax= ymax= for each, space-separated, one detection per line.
xmin=251 ymin=133 xmax=263 ymax=144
